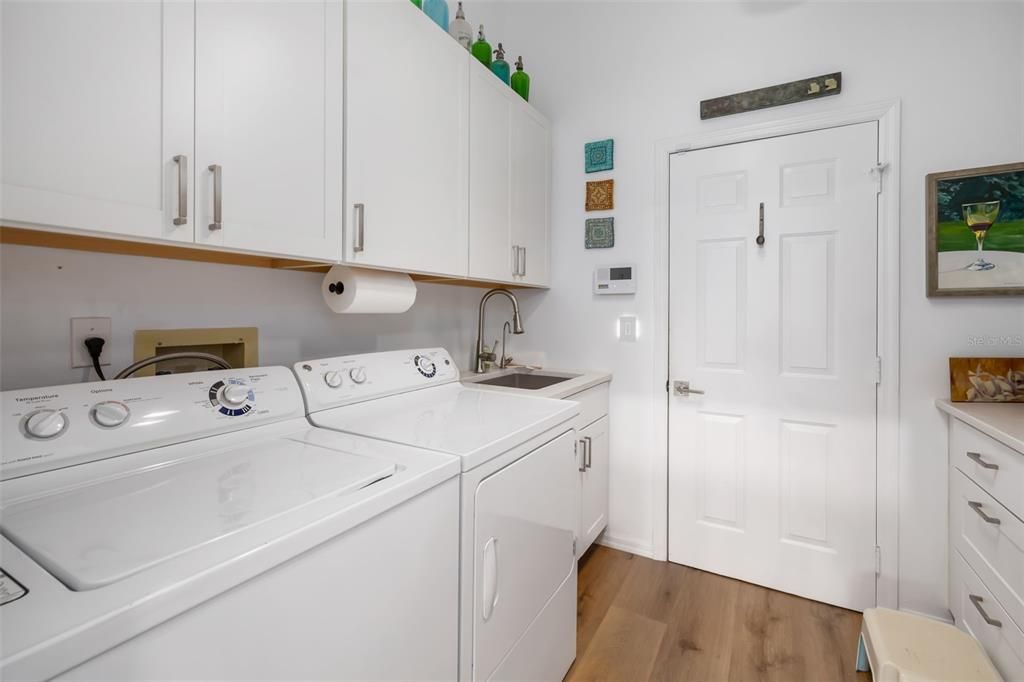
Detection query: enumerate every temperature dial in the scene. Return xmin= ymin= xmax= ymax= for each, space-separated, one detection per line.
xmin=209 ymin=380 xmax=255 ymax=416
xmin=349 ymin=367 xmax=367 ymax=385
xmin=324 ymin=371 xmax=344 ymax=389
xmin=91 ymin=401 xmax=130 ymax=428
xmin=415 ymin=355 xmax=437 ymax=378
xmin=24 ymin=409 xmax=68 ymax=440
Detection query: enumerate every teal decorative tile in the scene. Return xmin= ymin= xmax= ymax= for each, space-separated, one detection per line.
xmin=585 ymin=139 xmax=614 ymax=173
xmin=585 ymin=218 xmax=614 ymax=249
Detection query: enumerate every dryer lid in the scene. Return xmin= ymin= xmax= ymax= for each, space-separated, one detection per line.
xmin=0 ymin=437 xmax=396 ymax=591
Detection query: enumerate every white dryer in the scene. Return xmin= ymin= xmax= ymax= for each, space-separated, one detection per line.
xmin=0 ymin=368 xmax=460 ymax=681
xmin=294 ymin=348 xmax=581 ymax=682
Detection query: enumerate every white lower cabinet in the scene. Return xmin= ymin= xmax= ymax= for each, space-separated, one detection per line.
xmin=945 ymin=413 xmax=1024 ymax=681
xmin=571 ymin=383 xmax=610 ymax=556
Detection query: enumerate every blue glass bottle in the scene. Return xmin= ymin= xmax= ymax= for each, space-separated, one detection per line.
xmin=490 ymin=43 xmax=510 ymax=85
xmin=423 ymin=0 xmax=449 ymax=31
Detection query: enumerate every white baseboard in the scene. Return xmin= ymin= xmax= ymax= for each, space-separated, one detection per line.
xmin=899 ymin=607 xmax=954 ymax=625
xmin=596 ymin=533 xmax=655 ymax=559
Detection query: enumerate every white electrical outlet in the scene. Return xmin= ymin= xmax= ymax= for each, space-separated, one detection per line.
xmin=71 ymin=317 xmax=112 ymax=369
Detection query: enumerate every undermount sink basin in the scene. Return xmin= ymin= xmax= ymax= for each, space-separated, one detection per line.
xmin=470 ymin=370 xmax=579 ymax=390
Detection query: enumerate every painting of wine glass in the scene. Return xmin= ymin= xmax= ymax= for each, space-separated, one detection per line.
xmin=927 ymin=162 xmax=1024 ymax=296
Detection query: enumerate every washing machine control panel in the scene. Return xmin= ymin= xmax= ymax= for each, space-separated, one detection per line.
xmin=1 ymin=367 xmax=304 ymax=480
xmin=295 ymin=348 xmax=459 ymax=412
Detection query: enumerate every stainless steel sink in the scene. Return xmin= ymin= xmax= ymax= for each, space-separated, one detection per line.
xmin=467 ymin=369 xmax=580 ymax=391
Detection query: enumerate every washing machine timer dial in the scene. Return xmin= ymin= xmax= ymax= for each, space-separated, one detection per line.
xmin=414 ymin=355 xmax=437 ymax=378
xmin=209 ymin=379 xmax=255 ymax=416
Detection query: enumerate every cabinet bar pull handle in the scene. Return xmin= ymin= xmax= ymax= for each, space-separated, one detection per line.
xmin=756 ymin=202 xmax=765 ymax=247
xmin=512 ymin=245 xmax=520 ymax=276
xmin=353 ymin=204 xmax=365 ymax=252
xmin=578 ymin=440 xmax=587 ymax=472
xmin=968 ymin=501 xmax=1001 ymax=525
xmin=584 ymin=436 xmax=592 ymax=469
xmin=173 ymin=155 xmax=188 ymax=226
xmin=966 ymin=451 xmax=999 ymax=470
xmin=207 ymin=164 xmax=222 ymax=231
xmin=969 ymin=594 xmax=1002 ymax=628
xmin=521 ymin=247 xmax=527 ymax=277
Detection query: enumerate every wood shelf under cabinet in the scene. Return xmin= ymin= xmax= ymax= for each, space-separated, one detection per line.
xmin=0 ymin=226 xmax=542 ymax=290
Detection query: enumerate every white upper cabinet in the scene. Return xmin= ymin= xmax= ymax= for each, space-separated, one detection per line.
xmin=468 ymin=67 xmax=513 ymax=282
xmin=345 ymin=1 xmax=469 ymax=277
xmin=194 ymin=1 xmax=342 ymax=261
xmin=510 ymin=104 xmax=550 ymax=287
xmin=1 ymin=1 xmax=195 ymax=242
xmin=468 ymin=60 xmax=550 ymax=286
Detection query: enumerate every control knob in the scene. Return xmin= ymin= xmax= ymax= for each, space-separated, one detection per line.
xmin=324 ymin=371 xmax=343 ymax=389
xmin=220 ymin=383 xmax=251 ymax=407
xmin=91 ymin=401 xmax=130 ymax=428
xmin=24 ymin=409 xmax=68 ymax=440
xmin=349 ymin=367 xmax=367 ymax=385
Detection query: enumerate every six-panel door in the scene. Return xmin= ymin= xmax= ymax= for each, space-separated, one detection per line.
xmin=194 ymin=0 xmax=342 ymax=261
xmin=667 ymin=122 xmax=881 ymax=611
xmin=346 ymin=1 xmax=469 ymax=276
xmin=1 ymin=0 xmax=195 ymax=242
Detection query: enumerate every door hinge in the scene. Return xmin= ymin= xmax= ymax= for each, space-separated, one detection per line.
xmin=870 ymin=163 xmax=889 ymax=194
xmin=665 ymin=379 xmax=670 ymax=393
xmin=875 ymin=546 xmax=882 ymax=576
xmin=573 ymin=537 xmax=578 ymax=558
xmin=874 ymin=356 xmax=882 ymax=385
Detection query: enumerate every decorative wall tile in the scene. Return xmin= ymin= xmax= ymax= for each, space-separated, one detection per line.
xmin=585 ymin=139 xmax=614 ymax=173
xmin=585 ymin=218 xmax=615 ymax=249
xmin=586 ymin=179 xmax=614 ymax=211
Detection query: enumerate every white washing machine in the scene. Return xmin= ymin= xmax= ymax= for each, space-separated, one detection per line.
xmin=294 ymin=348 xmax=581 ymax=682
xmin=0 ymin=367 xmax=461 ymax=682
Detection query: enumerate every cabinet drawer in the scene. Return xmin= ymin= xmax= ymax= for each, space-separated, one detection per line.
xmin=951 ymin=468 xmax=1024 ymax=633
xmin=952 ymin=418 xmax=1024 ymax=521
xmin=566 ymin=383 xmax=609 ymax=430
xmin=950 ymin=549 xmax=1024 ymax=681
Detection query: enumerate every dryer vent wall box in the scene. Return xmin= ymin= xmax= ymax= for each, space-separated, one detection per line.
xmin=594 ymin=266 xmax=636 ymax=295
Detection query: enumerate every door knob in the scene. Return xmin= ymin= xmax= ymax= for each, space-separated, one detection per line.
xmin=673 ymin=381 xmax=705 ymax=396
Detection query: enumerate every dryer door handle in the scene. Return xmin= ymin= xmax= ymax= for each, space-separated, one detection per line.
xmin=482 ymin=537 xmax=500 ymax=621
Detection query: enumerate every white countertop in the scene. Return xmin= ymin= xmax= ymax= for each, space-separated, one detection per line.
xmin=936 ymin=399 xmax=1024 ymax=453
xmin=461 ymin=367 xmax=612 ymax=399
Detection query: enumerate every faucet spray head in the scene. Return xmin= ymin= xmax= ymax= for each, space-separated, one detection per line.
xmin=512 ymin=310 xmax=525 ymax=334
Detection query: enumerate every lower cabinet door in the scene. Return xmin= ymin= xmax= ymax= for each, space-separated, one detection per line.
xmin=579 ymin=415 xmax=610 ymax=554
xmin=473 ymin=431 xmax=577 ymax=681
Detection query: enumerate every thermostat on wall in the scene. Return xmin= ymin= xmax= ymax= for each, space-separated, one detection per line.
xmin=594 ymin=265 xmax=636 ymax=295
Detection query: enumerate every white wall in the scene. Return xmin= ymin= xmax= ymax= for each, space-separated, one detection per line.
xmin=484 ymin=1 xmax=1024 ymax=617
xmin=0 ymin=244 xmax=485 ymax=389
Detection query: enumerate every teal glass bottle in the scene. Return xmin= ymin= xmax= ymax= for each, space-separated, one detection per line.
xmin=423 ymin=0 xmax=448 ymax=31
xmin=490 ymin=43 xmax=510 ymax=85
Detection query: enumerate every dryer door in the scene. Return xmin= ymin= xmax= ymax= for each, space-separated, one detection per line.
xmin=472 ymin=430 xmax=577 ymax=681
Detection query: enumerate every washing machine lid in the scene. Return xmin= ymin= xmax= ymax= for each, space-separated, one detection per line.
xmin=0 ymin=437 xmax=396 ymax=591
xmin=309 ymin=384 xmax=578 ymax=471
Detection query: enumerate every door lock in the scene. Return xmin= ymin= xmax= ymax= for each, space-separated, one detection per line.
xmin=673 ymin=381 xmax=705 ymax=396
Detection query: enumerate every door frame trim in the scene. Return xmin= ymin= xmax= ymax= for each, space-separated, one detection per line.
xmin=650 ymin=99 xmax=901 ymax=609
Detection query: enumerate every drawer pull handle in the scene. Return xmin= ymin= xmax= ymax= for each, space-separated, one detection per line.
xmin=967 ymin=501 xmax=1001 ymax=525
xmin=578 ymin=440 xmax=587 ymax=472
xmin=966 ymin=451 xmax=999 ymax=471
xmin=969 ymin=594 xmax=1002 ymax=628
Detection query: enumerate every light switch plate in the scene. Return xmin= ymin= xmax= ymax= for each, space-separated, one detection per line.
xmin=617 ymin=315 xmax=638 ymax=342
xmin=71 ymin=317 xmax=111 ymax=368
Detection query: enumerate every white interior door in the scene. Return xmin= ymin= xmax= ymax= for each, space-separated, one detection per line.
xmin=1 ymin=0 xmax=194 ymax=242
xmin=667 ymin=123 xmax=880 ymax=611
xmin=195 ymin=0 xmax=342 ymax=260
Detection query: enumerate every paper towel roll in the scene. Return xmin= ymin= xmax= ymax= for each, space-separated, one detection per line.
xmin=321 ymin=265 xmax=417 ymax=314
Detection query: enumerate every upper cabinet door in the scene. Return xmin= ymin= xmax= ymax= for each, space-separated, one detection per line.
xmin=346 ymin=1 xmax=469 ymax=276
xmin=1 ymin=1 xmax=195 ymax=242
xmin=468 ymin=65 xmax=514 ymax=282
xmin=510 ymin=105 xmax=551 ymax=287
xmin=194 ymin=0 xmax=342 ymax=261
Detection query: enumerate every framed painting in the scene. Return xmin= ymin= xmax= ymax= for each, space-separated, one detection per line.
xmin=927 ymin=162 xmax=1024 ymax=296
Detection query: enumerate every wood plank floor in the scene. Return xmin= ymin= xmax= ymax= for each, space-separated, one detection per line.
xmin=567 ymin=546 xmax=872 ymax=682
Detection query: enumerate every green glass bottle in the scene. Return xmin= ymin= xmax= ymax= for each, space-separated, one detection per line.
xmin=410 ymin=0 xmax=421 ymax=8
xmin=471 ymin=25 xmax=491 ymax=68
xmin=490 ymin=43 xmax=510 ymax=85
xmin=511 ymin=56 xmax=530 ymax=101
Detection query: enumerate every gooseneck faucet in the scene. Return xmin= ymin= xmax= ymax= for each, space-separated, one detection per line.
xmin=475 ymin=288 xmax=524 ymax=373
